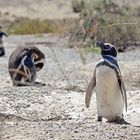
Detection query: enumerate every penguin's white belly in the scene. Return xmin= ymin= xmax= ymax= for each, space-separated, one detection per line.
xmin=96 ymin=65 xmax=124 ymax=121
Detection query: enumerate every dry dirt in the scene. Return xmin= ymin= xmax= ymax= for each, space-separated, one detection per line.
xmin=0 ymin=34 xmax=140 ymax=140
xmin=0 ymin=0 xmax=140 ymax=21
xmin=0 ymin=0 xmax=78 ymax=20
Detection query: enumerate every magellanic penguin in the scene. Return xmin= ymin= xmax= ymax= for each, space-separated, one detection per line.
xmin=8 ymin=46 xmax=45 ymax=86
xmin=85 ymin=41 xmax=127 ymax=123
xmin=0 ymin=31 xmax=8 ymax=56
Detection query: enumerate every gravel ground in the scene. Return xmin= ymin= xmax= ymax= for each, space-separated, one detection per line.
xmin=0 ymin=34 xmax=140 ymax=140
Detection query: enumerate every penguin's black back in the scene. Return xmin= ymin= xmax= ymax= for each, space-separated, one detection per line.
xmin=9 ymin=47 xmax=29 ymax=68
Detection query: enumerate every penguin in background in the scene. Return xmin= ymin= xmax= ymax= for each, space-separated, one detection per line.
xmin=0 ymin=26 xmax=8 ymax=56
xmin=85 ymin=41 xmax=127 ymax=123
xmin=8 ymin=46 xmax=45 ymax=86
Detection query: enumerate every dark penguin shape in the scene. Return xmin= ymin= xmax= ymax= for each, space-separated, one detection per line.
xmin=0 ymin=31 xmax=8 ymax=56
xmin=8 ymin=46 xmax=45 ymax=86
xmin=85 ymin=41 xmax=127 ymax=123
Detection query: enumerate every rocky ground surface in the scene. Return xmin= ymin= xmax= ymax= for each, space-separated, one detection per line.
xmin=0 ymin=34 xmax=140 ymax=140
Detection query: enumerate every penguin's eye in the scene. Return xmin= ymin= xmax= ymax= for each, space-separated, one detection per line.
xmin=104 ymin=45 xmax=112 ymax=51
xmin=32 ymin=53 xmax=39 ymax=59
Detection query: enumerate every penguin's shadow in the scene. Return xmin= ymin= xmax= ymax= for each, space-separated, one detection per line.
xmin=107 ymin=119 xmax=131 ymax=125
xmin=14 ymin=81 xmax=46 ymax=87
xmin=32 ymin=81 xmax=46 ymax=87
xmin=107 ymin=120 xmax=140 ymax=127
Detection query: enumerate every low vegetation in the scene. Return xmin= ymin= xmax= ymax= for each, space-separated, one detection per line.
xmin=8 ymin=18 xmax=57 ymax=35
xmin=7 ymin=18 xmax=76 ymax=35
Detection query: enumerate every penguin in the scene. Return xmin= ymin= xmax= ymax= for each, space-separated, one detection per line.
xmin=8 ymin=46 xmax=45 ymax=86
xmin=85 ymin=41 xmax=127 ymax=123
xmin=0 ymin=28 xmax=8 ymax=56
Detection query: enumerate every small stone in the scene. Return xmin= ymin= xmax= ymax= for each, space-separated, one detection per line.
xmin=74 ymin=130 xmax=78 ymax=133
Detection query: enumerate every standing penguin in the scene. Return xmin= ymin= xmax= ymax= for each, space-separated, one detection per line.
xmin=8 ymin=46 xmax=45 ymax=86
xmin=0 ymin=26 xmax=8 ymax=56
xmin=85 ymin=41 xmax=127 ymax=123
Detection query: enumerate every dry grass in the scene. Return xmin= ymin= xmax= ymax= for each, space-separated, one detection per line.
xmin=7 ymin=18 xmax=77 ymax=35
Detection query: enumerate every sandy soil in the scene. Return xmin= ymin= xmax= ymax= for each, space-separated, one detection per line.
xmin=0 ymin=34 xmax=140 ymax=140
xmin=0 ymin=0 xmax=78 ymax=20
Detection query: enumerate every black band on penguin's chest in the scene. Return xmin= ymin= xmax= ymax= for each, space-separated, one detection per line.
xmin=96 ymin=55 xmax=120 ymax=74
xmin=103 ymin=55 xmax=119 ymax=68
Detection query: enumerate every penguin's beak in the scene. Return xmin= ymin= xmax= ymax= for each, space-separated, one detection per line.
xmin=96 ymin=40 xmax=105 ymax=50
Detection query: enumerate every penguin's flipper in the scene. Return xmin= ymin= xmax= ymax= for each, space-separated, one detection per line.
xmin=118 ymin=74 xmax=127 ymax=112
xmin=13 ymin=54 xmax=36 ymax=86
xmin=22 ymin=55 xmax=36 ymax=83
xmin=85 ymin=70 xmax=96 ymax=108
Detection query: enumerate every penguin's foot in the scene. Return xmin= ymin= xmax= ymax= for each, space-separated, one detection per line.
xmin=13 ymin=81 xmax=33 ymax=86
xmin=97 ymin=116 xmax=102 ymax=122
xmin=13 ymin=81 xmax=46 ymax=87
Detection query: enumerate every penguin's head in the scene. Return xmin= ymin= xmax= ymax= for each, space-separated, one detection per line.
xmin=25 ymin=46 xmax=45 ymax=71
xmin=96 ymin=41 xmax=117 ymax=57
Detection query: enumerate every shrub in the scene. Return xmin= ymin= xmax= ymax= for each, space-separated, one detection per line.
xmin=70 ymin=0 xmax=140 ymax=51
xmin=72 ymin=0 xmax=85 ymax=13
xmin=8 ymin=18 xmax=55 ymax=35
